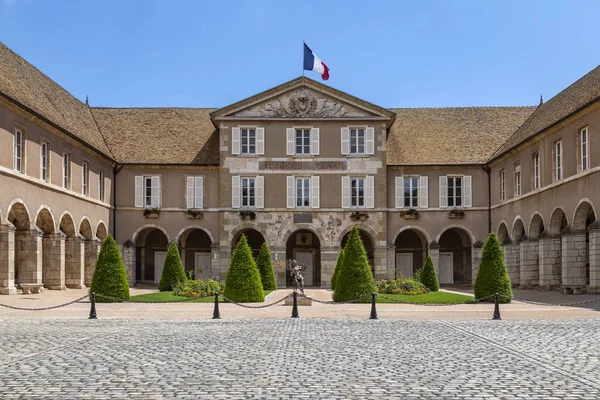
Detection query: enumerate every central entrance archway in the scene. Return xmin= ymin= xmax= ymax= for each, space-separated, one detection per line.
xmin=286 ymin=230 xmax=321 ymax=287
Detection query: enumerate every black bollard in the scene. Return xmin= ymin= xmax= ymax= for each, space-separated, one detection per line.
xmin=370 ymin=293 xmax=378 ymax=320
xmin=89 ymin=292 xmax=97 ymax=319
xmin=212 ymin=292 xmax=221 ymax=319
xmin=291 ymin=292 xmax=299 ymax=318
xmin=492 ymin=292 xmax=501 ymax=320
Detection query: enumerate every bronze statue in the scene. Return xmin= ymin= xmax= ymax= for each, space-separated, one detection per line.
xmin=288 ymin=259 xmax=306 ymax=295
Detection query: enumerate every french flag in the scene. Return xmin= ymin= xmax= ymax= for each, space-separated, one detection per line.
xmin=303 ymin=43 xmax=329 ymax=81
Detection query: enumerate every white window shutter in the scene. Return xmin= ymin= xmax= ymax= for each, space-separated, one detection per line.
xmin=186 ymin=176 xmax=194 ymax=209
xmin=286 ymin=128 xmax=295 ymax=155
xmin=464 ymin=175 xmax=472 ymax=208
xmin=341 ymin=176 xmax=350 ymax=208
xmin=439 ymin=176 xmax=448 ymax=208
xmin=151 ymin=176 xmax=160 ymax=208
xmin=310 ymin=128 xmax=320 ymax=155
xmin=231 ymin=175 xmax=240 ymax=209
xmin=255 ymin=176 xmax=264 ymax=209
xmin=231 ymin=127 xmax=240 ymax=155
xmin=366 ymin=176 xmax=375 ymax=209
xmin=286 ymin=176 xmax=295 ymax=208
xmin=366 ymin=127 xmax=375 ymax=155
xmin=195 ymin=176 xmax=203 ymax=209
xmin=341 ymin=127 xmax=350 ymax=155
xmin=135 ymin=176 xmax=143 ymax=208
xmin=419 ymin=176 xmax=428 ymax=208
xmin=256 ymin=127 xmax=265 ymax=155
xmin=311 ymin=176 xmax=320 ymax=209
xmin=395 ymin=176 xmax=403 ymax=208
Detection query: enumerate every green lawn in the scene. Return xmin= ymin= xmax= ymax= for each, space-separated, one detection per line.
xmin=376 ymin=291 xmax=475 ymax=304
xmin=129 ymin=290 xmax=274 ymax=303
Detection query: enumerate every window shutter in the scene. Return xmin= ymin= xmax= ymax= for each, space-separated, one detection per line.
xmin=286 ymin=128 xmax=295 ymax=155
xmin=366 ymin=176 xmax=375 ymax=209
xmin=310 ymin=128 xmax=320 ymax=155
xmin=151 ymin=176 xmax=160 ymax=208
xmin=231 ymin=175 xmax=240 ymax=208
xmin=341 ymin=176 xmax=350 ymax=208
xmin=256 ymin=127 xmax=265 ymax=155
xmin=311 ymin=176 xmax=320 ymax=209
xmin=195 ymin=176 xmax=203 ymax=209
xmin=439 ymin=176 xmax=448 ymax=208
xmin=186 ymin=176 xmax=194 ymax=209
xmin=395 ymin=176 xmax=403 ymax=208
xmin=341 ymin=127 xmax=350 ymax=155
xmin=463 ymin=175 xmax=472 ymax=208
xmin=286 ymin=176 xmax=295 ymax=208
xmin=135 ymin=176 xmax=143 ymax=208
xmin=366 ymin=127 xmax=375 ymax=155
xmin=419 ymin=176 xmax=428 ymax=208
xmin=231 ymin=127 xmax=240 ymax=155
xmin=255 ymin=176 xmax=264 ymax=208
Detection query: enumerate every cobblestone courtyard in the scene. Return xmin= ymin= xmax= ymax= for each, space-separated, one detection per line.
xmin=0 ymin=318 xmax=599 ymax=399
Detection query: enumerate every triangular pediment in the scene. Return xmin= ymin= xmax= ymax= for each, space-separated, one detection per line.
xmin=211 ymin=77 xmax=396 ymax=125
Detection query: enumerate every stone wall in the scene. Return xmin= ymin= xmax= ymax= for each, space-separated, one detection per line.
xmin=538 ymin=234 xmax=562 ymax=289
xmin=561 ymin=230 xmax=587 ymax=292
xmin=0 ymin=224 xmax=16 ymax=294
xmin=65 ymin=236 xmax=85 ymax=289
xmin=43 ymin=232 xmax=66 ymax=290
xmin=519 ymin=238 xmax=539 ymax=288
xmin=503 ymin=242 xmax=520 ymax=287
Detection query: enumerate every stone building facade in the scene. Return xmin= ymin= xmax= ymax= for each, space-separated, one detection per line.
xmin=1 ymin=40 xmax=600 ymax=294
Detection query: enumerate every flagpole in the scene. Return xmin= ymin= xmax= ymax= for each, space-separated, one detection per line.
xmin=302 ymin=39 xmax=305 ymax=78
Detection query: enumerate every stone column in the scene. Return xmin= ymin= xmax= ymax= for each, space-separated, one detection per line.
xmin=471 ymin=241 xmax=483 ymax=283
xmin=429 ymin=241 xmax=440 ymax=277
xmin=561 ymin=229 xmax=587 ymax=293
xmin=43 ymin=232 xmax=66 ymax=290
xmin=65 ymin=235 xmax=85 ymax=289
xmin=84 ymin=239 xmax=101 ymax=287
xmin=387 ymin=244 xmax=396 ymax=279
xmin=503 ymin=239 xmax=520 ymax=287
xmin=373 ymin=246 xmax=388 ymax=281
xmin=17 ymin=229 xmax=43 ymax=285
xmin=519 ymin=235 xmax=539 ymax=289
xmin=588 ymin=221 xmax=600 ymax=293
xmin=538 ymin=231 xmax=561 ymax=290
xmin=121 ymin=241 xmax=136 ymax=286
xmin=0 ymin=224 xmax=16 ymax=295
xmin=270 ymin=246 xmax=286 ymax=288
xmin=210 ymin=243 xmax=221 ymax=281
xmin=219 ymin=245 xmax=232 ymax=282
xmin=320 ymin=247 xmax=339 ymax=288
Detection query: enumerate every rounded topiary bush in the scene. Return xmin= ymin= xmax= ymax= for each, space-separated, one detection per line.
xmin=224 ymin=234 xmax=264 ymax=303
xmin=158 ymin=242 xmax=188 ymax=292
xmin=333 ymin=227 xmax=375 ymax=302
xmin=256 ymin=242 xmax=277 ymax=291
xmin=421 ymin=255 xmax=439 ymax=292
xmin=90 ymin=235 xmax=130 ymax=303
xmin=474 ymin=233 xmax=513 ymax=303
xmin=330 ymin=248 xmax=345 ymax=291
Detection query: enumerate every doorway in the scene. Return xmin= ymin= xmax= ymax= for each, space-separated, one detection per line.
xmin=154 ymin=251 xmax=167 ymax=284
xmin=439 ymin=252 xmax=454 ymax=284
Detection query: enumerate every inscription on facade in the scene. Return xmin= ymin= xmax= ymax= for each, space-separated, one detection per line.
xmin=294 ymin=214 xmax=313 ymax=224
xmin=260 ymin=161 xmax=347 ymax=171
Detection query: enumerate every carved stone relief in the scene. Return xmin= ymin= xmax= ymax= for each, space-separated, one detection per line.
xmin=267 ymin=214 xmax=291 ymax=246
xmin=319 ymin=215 xmax=342 ymax=244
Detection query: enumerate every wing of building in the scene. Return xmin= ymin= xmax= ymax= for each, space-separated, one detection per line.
xmin=1 ymin=40 xmax=599 ymax=294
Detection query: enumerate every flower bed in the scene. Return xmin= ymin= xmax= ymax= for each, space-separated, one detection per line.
xmin=376 ymin=277 xmax=429 ymax=295
xmin=172 ymin=278 xmax=223 ymax=298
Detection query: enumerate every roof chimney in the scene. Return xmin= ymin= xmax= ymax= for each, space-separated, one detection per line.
xmin=539 ymin=94 xmax=543 ymax=106
xmin=85 ymin=95 xmax=89 ymax=106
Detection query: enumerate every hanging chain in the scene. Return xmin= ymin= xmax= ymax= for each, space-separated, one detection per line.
xmin=0 ymin=294 xmax=89 ymax=311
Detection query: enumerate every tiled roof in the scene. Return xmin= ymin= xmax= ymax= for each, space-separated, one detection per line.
xmin=91 ymin=108 xmax=218 ymax=164
xmin=492 ymin=65 xmax=600 ymax=160
xmin=387 ymin=107 xmax=536 ymax=165
xmin=0 ymin=42 xmax=112 ymax=157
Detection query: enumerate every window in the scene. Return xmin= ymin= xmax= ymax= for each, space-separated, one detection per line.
xmin=62 ymin=153 xmax=70 ymax=189
xmin=186 ymin=176 xmax=203 ymax=209
xmin=580 ymin=127 xmax=589 ymax=171
xmin=447 ymin=176 xmax=462 ymax=207
xmin=533 ymin=152 xmax=540 ymax=190
xmin=350 ymin=128 xmax=365 ymax=154
xmin=350 ymin=177 xmax=365 ymax=207
xmin=135 ymin=176 xmax=160 ymax=208
xmin=144 ymin=177 xmax=153 ymax=207
xmin=241 ymin=128 xmax=256 ymax=154
xmin=40 ymin=142 xmax=49 ymax=182
xmin=82 ymin=162 xmax=89 ymax=196
xmin=295 ymin=129 xmax=311 ymax=155
xmin=14 ymin=128 xmax=23 ymax=173
xmin=514 ymin=162 xmax=521 ymax=197
xmin=555 ymin=140 xmax=563 ymax=181
xmin=500 ymin=169 xmax=505 ymax=201
xmin=403 ymin=177 xmax=419 ymax=208
xmin=241 ymin=177 xmax=256 ymax=207
xmin=296 ymin=178 xmax=310 ymax=207
xmin=98 ymin=170 xmax=105 ymax=202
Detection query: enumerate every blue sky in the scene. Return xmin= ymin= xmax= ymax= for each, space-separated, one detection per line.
xmin=1 ymin=0 xmax=599 ymax=108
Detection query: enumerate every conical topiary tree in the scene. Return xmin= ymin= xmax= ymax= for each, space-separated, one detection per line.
xmin=90 ymin=235 xmax=130 ymax=303
xmin=333 ymin=227 xmax=375 ymax=302
xmin=421 ymin=255 xmax=440 ymax=291
xmin=224 ymin=234 xmax=264 ymax=302
xmin=474 ymin=232 xmax=512 ymax=303
xmin=330 ymin=248 xmax=345 ymax=291
xmin=158 ymin=242 xmax=188 ymax=292
xmin=256 ymin=242 xmax=277 ymax=291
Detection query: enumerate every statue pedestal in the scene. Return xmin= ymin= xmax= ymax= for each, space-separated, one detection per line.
xmin=285 ymin=295 xmax=313 ymax=306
